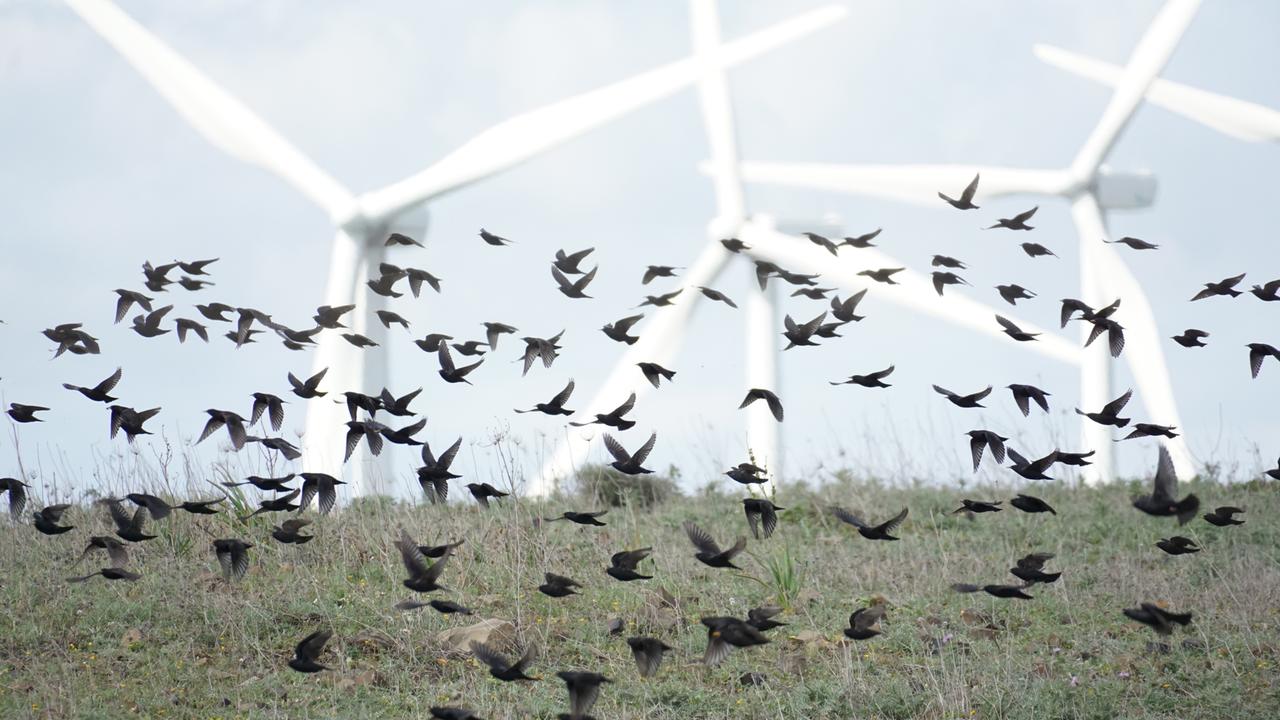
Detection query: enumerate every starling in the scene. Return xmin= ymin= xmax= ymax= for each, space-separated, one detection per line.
xmin=78 ymin=535 xmax=129 ymax=566
xmin=197 ymin=409 xmax=249 ymax=450
xmin=1155 ymin=536 xmax=1200 ymax=555
xmin=178 ymin=498 xmax=224 ymax=515
xmin=1250 ymin=279 xmax=1280 ymax=302
xmin=287 ymin=368 xmax=328 ymax=399
xmin=843 ymin=604 xmax=886 ymax=640
xmin=739 ymin=388 xmax=783 ymax=421
xmin=63 ymin=367 xmax=123 ymax=404
xmin=478 ymin=228 xmax=512 ymax=246
xmin=603 ymin=432 xmax=656 ymax=475
xmin=782 ymin=311 xmax=827 ymax=349
xmin=471 ymin=642 xmax=539 ymax=681
xmin=843 ymin=228 xmax=882 ymax=248
xmin=272 ymin=518 xmax=314 ymax=544
xmin=831 ymin=365 xmax=894 ymax=388
xmin=249 ymin=392 xmax=287 ymax=431
xmin=414 ymin=333 xmax=454 ymax=353
xmin=950 ymin=583 xmax=1033 ymax=600
xmin=288 ymin=629 xmax=332 ymax=673
xmin=626 ymin=637 xmax=673 ymax=678
xmin=696 ymin=286 xmax=737 ymax=308
xmin=0 ymin=477 xmax=30 ymax=518
xmin=6 ymin=403 xmax=48 ymax=423
xmin=466 ymin=483 xmax=509 ymax=508
xmin=1123 ymin=603 xmax=1192 ymax=636
xmin=298 ymin=473 xmax=345 ymax=515
xmin=397 ymin=529 xmax=452 ymax=592
xmin=637 ymin=362 xmax=676 ymax=389
xmin=606 ymin=547 xmax=653 ymax=582
xmin=932 ymin=254 xmax=967 ymax=269
xmin=438 ymin=344 xmax=484 ymax=384
xmin=418 ymin=437 xmax=464 ymax=505
xmin=1105 ymin=236 xmax=1159 ymax=250
xmin=1203 ymin=506 xmax=1245 ymax=526
xmin=430 ymin=708 xmax=482 ymax=720
xmin=67 ymin=567 xmax=142 ymax=583
xmin=545 ymin=510 xmax=608 ymax=527
xmin=642 ymin=265 xmax=680 ymax=284
xmin=987 ymin=206 xmax=1037 ymax=230
xmin=539 ymin=572 xmax=582 ymax=598
xmin=953 ymin=499 xmax=1002 ymax=514
xmin=1007 ymin=448 xmax=1059 ymax=481
xmin=996 ymin=284 xmax=1037 ymax=306
xmin=1010 ymin=494 xmax=1056 ymax=515
xmin=557 ymin=671 xmax=610 ymax=720
xmin=518 ymin=332 xmax=563 ymax=376
xmin=212 ymin=539 xmax=253 ymax=582
xmin=1076 ymin=388 xmax=1133 ymax=427
xmin=114 ymin=289 xmax=154 ymax=323
xmin=1006 ymin=384 xmax=1051 ymax=416
xmin=933 ymin=384 xmax=992 ymax=409
xmin=104 ymin=499 xmax=157 ymax=542
xmin=804 ymin=232 xmax=841 ymax=256
xmin=1190 ymin=273 xmax=1246 ymax=301
xmin=554 ymin=247 xmax=595 ymax=274
xmin=313 ymin=305 xmax=355 ymax=329
xmin=637 ymin=290 xmax=682 ymax=308
xmin=224 ymin=474 xmax=295 ymax=492
xmin=601 ymin=314 xmax=644 ymax=345
xmin=746 ymin=605 xmax=787 ymax=632
xmin=1118 ymin=423 xmax=1179 ymax=441
xmin=386 ymin=232 xmax=423 ymax=248
xmin=1009 ymin=552 xmax=1060 ymax=584
xmin=700 ymin=616 xmax=768 ymax=667
xmin=683 ymin=521 xmax=746 ymax=569
xmin=967 ymin=430 xmax=1008 ymax=471
xmin=742 ymin=498 xmax=783 ymax=539
xmin=516 ymin=380 xmax=576 ymax=416
xmin=570 ymin=393 xmax=636 ymax=431
xmin=1247 ymin=343 xmax=1280 ymax=379
xmin=721 ymin=238 xmax=749 ymax=252
xmin=725 ymin=462 xmax=768 ymax=486
xmin=1054 ymin=450 xmax=1096 ymax=467
xmin=240 ymin=488 xmax=302 ymax=521
xmin=932 ymin=271 xmax=969 ymax=296
xmin=939 ymin=173 xmax=980 ymax=209
xmin=424 ymin=600 xmax=472 ymax=615
xmin=830 ymin=290 xmax=868 ymax=323
xmin=32 ymin=504 xmax=74 ymax=534
xmin=1171 ymin=329 xmax=1209 ymax=348
xmin=1132 ymin=445 xmax=1199 ymax=525
xmin=996 ymin=315 xmax=1039 ymax=342
xmin=858 ymin=267 xmax=904 ymax=285
xmin=831 ymin=506 xmax=908 ymax=540
xmin=552 ymin=266 xmax=597 ymax=299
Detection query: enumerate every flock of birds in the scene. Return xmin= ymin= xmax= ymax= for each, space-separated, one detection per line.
xmin=2 ymin=172 xmax=1277 ymax=719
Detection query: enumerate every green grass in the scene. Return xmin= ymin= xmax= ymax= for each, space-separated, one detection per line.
xmin=1 ymin=476 xmax=1278 ymax=719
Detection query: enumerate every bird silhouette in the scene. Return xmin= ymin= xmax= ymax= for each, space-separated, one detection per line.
xmin=601 ymin=314 xmax=644 ymax=345
xmin=637 ymin=289 xmax=682 ymax=308
xmin=933 ymin=384 xmax=992 ymax=409
xmin=109 ymin=405 xmax=161 ymax=442
xmin=1007 ymin=448 xmax=1059 ymax=481
xmin=32 ymin=503 xmax=75 ymax=534
xmin=1132 ymin=444 xmax=1199 ymax=525
xmin=288 ymin=629 xmax=332 ymax=673
xmin=951 ymin=583 xmax=1033 ymax=600
xmin=1203 ymin=506 xmax=1245 ymax=526
xmin=1009 ymin=552 xmax=1060 ymax=585
xmin=1105 ymin=236 xmax=1159 ymax=250
xmin=700 ymin=617 xmax=768 ymax=667
xmin=1076 ymin=388 xmax=1132 ymax=427
xmin=1171 ymin=329 xmax=1209 ymax=348
xmin=467 ymin=483 xmax=509 ymax=508
xmin=1 ymin=477 xmax=30 ymax=518
xmin=7 ymin=403 xmax=48 ymax=423
xmin=538 ymin=572 xmax=582 ymax=598
xmin=604 ymin=432 xmax=656 ymax=475
xmin=385 ymin=232 xmax=423 ymax=248
xmin=1123 ymin=603 xmax=1192 ymax=636
xmin=1005 ymin=384 xmax=1051 ymax=416
xmin=804 ymin=232 xmax=841 ymax=256
xmin=696 ymin=286 xmax=738 ymax=308
xmin=1020 ymin=242 xmax=1058 ymax=258
xmin=516 ymin=380 xmax=576 ymax=416
xmin=558 ymin=671 xmax=610 ymax=720
xmin=642 ymin=265 xmax=680 ymax=284
xmin=843 ymin=228 xmax=883 ymax=248
xmin=396 ymin=528 xmax=452 ymax=592
xmin=953 ymin=499 xmax=1002 ymax=514
xmin=1118 ymin=423 xmax=1179 ymax=441
xmin=63 ymin=368 xmax=122 ymax=404
xmin=212 ymin=539 xmax=253 ymax=582
xmin=996 ymin=284 xmax=1036 ymax=306
xmin=606 ymin=547 xmax=652 ymax=582
xmin=830 ymin=365 xmax=894 ymax=388
xmin=843 ymin=603 xmax=886 ymax=640
xmin=858 ymin=268 xmax=904 ymax=285
xmin=742 ymin=498 xmax=783 ymax=539
xmin=932 ymin=271 xmax=969 ymax=296
xmin=419 ymin=438 xmax=463 ymax=504
xmin=553 ymin=247 xmax=595 ymax=274
xmin=552 ymin=266 xmax=598 ymax=299
xmin=831 ymin=506 xmax=907 ymax=540
xmin=471 ymin=642 xmax=539 ymax=682
xmin=1250 ymin=279 xmax=1280 ymax=302
xmin=939 ymin=174 xmax=980 ymax=209
xmin=479 ymin=228 xmax=513 ymax=246
xmin=271 ymin=518 xmax=314 ymax=545
xmin=1155 ymin=536 xmax=1200 ymax=555
xmin=298 ymin=473 xmax=345 ymax=515
xmin=627 ymin=637 xmax=674 ymax=678
xmin=287 ymin=368 xmax=328 ymax=399
xmin=570 ymin=393 xmax=636 ymax=431
xmin=240 ymin=488 xmax=302 ymax=521
xmin=438 ymin=344 xmax=484 ymax=384
xmin=987 ymin=206 xmax=1037 ymax=230
xmin=1191 ymin=272 xmax=1246 ymax=301
xmin=739 ymin=388 xmax=783 ymax=422
xmin=967 ymin=430 xmax=1008 ymax=472
xmin=830 ymin=290 xmax=868 ymax=322
xmin=1247 ymin=343 xmax=1280 ymax=378
xmin=995 ymin=315 xmax=1039 ymax=342
xmin=545 ymin=510 xmax=608 ymax=527
xmin=683 ymin=521 xmax=746 ymax=569
xmin=637 ymin=362 xmax=676 ymax=388
xmin=1010 ymin=494 xmax=1056 ymax=515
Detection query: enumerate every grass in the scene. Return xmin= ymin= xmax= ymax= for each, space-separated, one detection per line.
xmin=1 ymin=472 xmax=1278 ymax=719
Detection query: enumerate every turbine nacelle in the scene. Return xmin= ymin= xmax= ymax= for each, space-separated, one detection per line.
xmin=1090 ymin=166 xmax=1157 ymax=210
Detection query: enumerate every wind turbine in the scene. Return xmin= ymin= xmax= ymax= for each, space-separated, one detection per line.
xmin=532 ymin=0 xmax=1086 ymax=497
xmin=66 ymin=0 xmax=850 ymax=495
xmin=728 ymin=0 xmax=1203 ymax=485
xmin=1034 ymin=44 xmax=1280 ymax=143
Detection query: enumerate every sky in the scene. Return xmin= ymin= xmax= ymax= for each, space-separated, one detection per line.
xmin=1 ymin=0 xmax=1278 ymax=501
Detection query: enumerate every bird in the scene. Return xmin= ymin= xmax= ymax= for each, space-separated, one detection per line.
xmin=451 ymin=340 xmax=489 ymax=357
xmin=831 ymin=365 xmax=894 ymax=388
xmin=570 ymin=393 xmax=636 ymax=431
xmin=745 ymin=605 xmax=787 ymax=632
xmin=721 ymin=238 xmax=749 ymax=253
xmin=831 ymin=506 xmax=907 ymax=540
xmin=987 ymin=206 xmax=1037 ymax=230
xmin=518 ymin=332 xmax=564 ymax=376
xmin=950 ymin=583 xmax=1034 ymax=600
xmin=931 ymin=271 xmax=969 ymax=296
xmin=6 ymin=403 xmax=48 ymax=423
xmin=32 ymin=503 xmax=75 ymax=534
xmin=1010 ymin=494 xmax=1056 ymax=515
xmin=177 ymin=276 xmax=213 ymax=291
xmin=830 ymin=290 xmax=868 ymax=322
xmin=63 ymin=367 xmax=123 ymax=403
xmin=739 ymin=388 xmax=783 ymax=422
xmin=379 ymin=387 xmax=422 ymax=417
xmin=725 ymin=462 xmax=768 ymax=486
xmin=545 ymin=510 xmax=608 ymax=527
xmin=1171 ymin=329 xmax=1209 ymax=348
xmin=197 ymin=409 xmax=248 ymax=450
xmin=298 ymin=473 xmax=346 ymax=515
xmin=803 ymin=232 xmax=841 ymax=255
xmin=1247 ymin=343 xmax=1280 ymax=379
xmin=287 ymin=368 xmax=328 ymax=399
xmin=933 ymin=384 xmax=992 ymax=409
xmin=603 ymin=432 xmax=656 ymax=475
xmin=396 ymin=528 xmax=452 ymax=592
xmin=1105 ymin=236 xmax=1159 ymax=250
xmin=554 ymin=247 xmax=595 ymax=274
xmin=996 ymin=315 xmax=1039 ymax=342
xmin=482 ymin=322 xmax=518 ymax=350
xmin=642 ymin=265 xmax=680 ymax=284
xmin=606 ymin=547 xmax=653 ymax=582
xmin=271 ymin=518 xmax=314 ymax=545
xmin=601 ymin=314 xmax=644 ymax=345
xmin=109 ymin=405 xmax=161 ymax=442
xmin=177 ymin=498 xmax=223 ymax=515
xmin=1155 ymin=536 xmax=1200 ymax=555
xmin=385 ymin=231 xmax=423 ymax=248
xmin=114 ymin=289 xmax=154 ymax=323
xmin=1076 ymin=388 xmax=1133 ymax=427
xmin=345 ymin=420 xmax=388 ymax=460
xmin=696 ymin=286 xmax=737 ymax=308
xmin=1084 ymin=318 xmax=1126 ymax=358
xmin=637 ymin=362 xmax=676 ymax=388
xmin=938 ymin=173 xmax=980 ymax=209
xmin=104 ymin=499 xmax=157 ymax=542
xmin=397 ymin=599 xmax=472 ymax=616
xmin=637 ymin=289 xmax=682 ymax=308
xmin=1132 ymin=444 xmax=1200 ymax=525
xmin=791 ymin=286 xmax=835 ymax=300
xmin=77 ymin=535 xmax=129 ymax=567
xmin=515 ymin=380 xmax=576 ymax=416
xmin=1006 ymin=384 xmax=1051 ymax=416
xmin=471 ymin=641 xmax=539 ymax=682
xmin=67 ymin=566 xmax=142 ymax=583
xmin=843 ymin=228 xmax=882 ymax=248
xmin=967 ymin=430 xmax=1008 ymax=472
xmin=1123 ymin=603 xmax=1192 ymax=636
xmin=1020 ymin=242 xmax=1058 ymax=258
xmin=403 ymin=266 xmax=443 ymax=296
xmin=1191 ymin=272 xmax=1246 ymax=301
xmin=953 ymin=499 xmax=1002 ymax=514
xmin=478 ymin=228 xmax=513 ymax=246
xmin=239 ymin=489 xmax=302 ymax=521
xmin=212 ymin=539 xmax=253 ymax=582
xmin=1009 ymin=552 xmax=1061 ymax=585
xmin=782 ymin=311 xmax=827 ymax=349
xmin=130 ymin=305 xmax=173 ymax=337
xmin=1 ymin=477 xmax=30 ymax=518
xmin=249 ymin=393 xmax=286 ymax=431
xmin=466 ymin=483 xmax=509 ymax=508
xmin=700 ymin=617 xmax=769 ymax=667
xmin=376 ymin=310 xmax=411 ymax=330
xmin=996 ymin=284 xmax=1036 ymax=306
xmin=430 ymin=708 xmax=482 ymax=720
xmin=1118 ymin=423 xmax=1179 ymax=441
xmin=557 ymin=671 xmax=610 ymax=720
xmin=742 ymin=498 xmax=783 ymax=539
xmin=313 ymin=305 xmax=355 ymax=329
xmin=1250 ymin=279 xmax=1280 ymax=302
xmin=196 ymin=302 xmax=235 ymax=322
xmin=932 ymin=254 xmax=967 ymax=269
xmin=538 ymin=572 xmax=582 ymax=598
xmin=419 ymin=438 xmax=463 ymax=504
xmin=626 ymin=637 xmax=674 ymax=678
xmin=125 ymin=492 xmax=173 ymax=520
xmin=858 ymin=267 xmax=904 ymax=285
xmin=683 ymin=521 xmax=746 ymax=569
xmin=438 ymin=344 xmax=484 ymax=384
xmin=224 ymin=474 xmax=295 ymax=492
xmin=843 ymin=603 xmax=887 ymax=640
xmin=1203 ymin=506 xmax=1245 ymax=526
xmin=416 ymin=539 xmax=465 ymax=559
xmin=288 ymin=629 xmax=332 ymax=673
xmin=552 ymin=265 xmax=598 ymax=299
xmin=1007 ymin=448 xmax=1059 ymax=481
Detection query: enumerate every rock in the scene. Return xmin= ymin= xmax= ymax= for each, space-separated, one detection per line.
xmin=435 ymin=619 xmax=516 ymax=653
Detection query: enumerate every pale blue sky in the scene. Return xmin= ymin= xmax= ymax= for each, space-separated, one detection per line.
xmin=1 ymin=1 xmax=1277 ymax=498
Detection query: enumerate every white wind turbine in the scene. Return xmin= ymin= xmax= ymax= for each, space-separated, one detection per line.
xmin=726 ymin=0 xmax=1204 ymax=485
xmin=1034 ymin=44 xmax=1280 ymax=143
xmin=66 ymin=0 xmax=850 ymax=495
xmin=533 ymin=0 xmax=1087 ymax=497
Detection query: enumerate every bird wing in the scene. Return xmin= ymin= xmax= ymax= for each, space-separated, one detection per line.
xmin=437 ymin=344 xmax=457 ymax=373
xmin=631 ymin=432 xmax=658 ymax=465
xmin=197 ymin=415 xmax=226 ymax=444
xmin=830 ymin=506 xmax=867 ymax=529
xmin=878 ymin=508 xmax=909 ymax=533
xmin=971 ymin=386 xmax=993 ymax=402
xmin=469 ymin=641 xmax=510 ymax=671
xmin=1152 ymin=444 xmax=1177 ymax=503
xmin=932 ymin=385 xmax=956 ymax=400
xmin=295 ymin=629 xmax=332 ymax=663
xmin=615 ymin=314 xmax=644 ymax=333
xmin=573 ymin=265 xmax=598 ymax=292
xmin=1249 ymin=346 xmax=1266 ymax=378
xmin=683 ymin=521 xmax=723 ymax=555
xmin=397 ymin=529 xmax=430 ymax=578
xmin=612 ymin=393 xmax=637 ymax=417
xmin=850 ymin=605 xmax=886 ymax=631
xmin=94 ymin=367 xmax=124 ymax=395
xmin=994 ymin=315 xmax=1021 ymax=333
xmin=763 ymin=392 xmax=784 ymax=422
xmin=870 ymin=365 xmax=894 ymax=381
xmin=1012 ymin=206 xmax=1038 ymax=223
xmin=602 ymin=434 xmax=630 ymax=464
xmin=960 ymin=173 xmax=980 ymax=202
xmin=1101 ymin=389 xmax=1133 ymax=416
xmin=568 ymin=677 xmax=602 ymax=719
xmin=550 ymin=265 xmax=573 ymax=290
xmin=438 ymin=438 xmax=463 ymax=470
xmin=743 ymin=504 xmax=761 ymax=539
xmin=1010 ymin=387 xmax=1031 ymax=417
xmin=550 ymin=380 xmax=575 ymax=408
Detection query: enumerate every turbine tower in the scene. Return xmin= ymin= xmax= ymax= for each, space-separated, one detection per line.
xmin=67 ymin=0 xmax=849 ymax=495
xmin=532 ymin=0 xmax=1086 ymax=497
xmin=731 ymin=0 xmax=1204 ymax=484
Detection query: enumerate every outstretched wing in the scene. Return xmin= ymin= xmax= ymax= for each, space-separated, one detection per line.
xmin=683 ymin=521 xmax=723 ymax=555
xmin=631 ymin=432 xmax=658 ymax=465
xmin=1101 ymin=389 xmax=1133 ymax=416
xmin=830 ymin=506 xmax=867 ymax=529
xmin=1152 ymin=443 xmax=1177 ymax=503
xmin=602 ymin=434 xmax=630 ymax=464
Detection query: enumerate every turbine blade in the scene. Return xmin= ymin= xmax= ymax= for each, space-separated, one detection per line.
xmin=358 ymin=4 xmax=848 ymax=222
xmin=1036 ymin=44 xmax=1280 ymax=143
xmin=692 ymin=0 xmax=745 ymax=225
xmin=67 ymin=0 xmax=354 ymax=217
xmin=732 ymin=162 xmax=1073 ymax=205
xmin=1068 ymin=0 xmax=1202 ymax=179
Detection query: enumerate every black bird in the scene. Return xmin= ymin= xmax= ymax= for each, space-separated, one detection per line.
xmin=174 ymin=317 xmax=209 ymax=343
xmin=67 ymin=566 xmax=142 ymax=583
xmin=1267 ymin=458 xmax=1280 ymax=481
xmin=843 ymin=604 xmax=887 ymax=640
xmin=452 ymin=341 xmax=488 ymax=357
xmin=516 ymin=380 xmax=576 ymax=416
xmin=1203 ymin=506 xmax=1245 ymax=526
xmin=345 ymin=420 xmax=388 ymax=461
xmin=858 ymin=267 xmax=904 ymax=285
xmin=177 ymin=276 xmax=213 ymax=291
xmin=518 ymin=332 xmax=564 ymax=375
xmin=1006 ymin=384 xmax=1051 ymax=416
xmin=546 ymin=510 xmax=608 ymax=527
xmin=953 ymin=499 xmax=1002 ymax=514
xmin=782 ymin=311 xmax=827 ymax=349
xmin=700 ymin=617 xmax=769 ymax=667
xmin=996 ymin=315 xmax=1039 ymax=342
xmin=471 ymin=642 xmax=541 ymax=683
xmin=932 ymin=254 xmax=967 ymax=269
xmin=571 ymin=394 xmax=637 ymax=431
xmin=792 ymin=286 xmax=835 ymax=300
xmin=109 ymin=405 xmax=161 ymax=442
xmin=627 ymin=637 xmax=673 ymax=678
xmin=376 ymin=310 xmax=411 ymax=330
xmin=739 ymin=388 xmax=783 ymax=421
xmin=271 ymin=518 xmax=314 ymax=545
xmin=950 ymin=583 xmax=1033 ymax=600
xmin=397 ymin=528 xmax=452 ymax=592
xmin=697 ymin=286 xmax=738 ymax=308
xmin=1009 ymin=552 xmax=1060 ymax=584
xmin=606 ymin=547 xmax=652 ymax=581
xmin=248 ymin=392 xmax=286 ymax=432
xmin=419 ymin=438 xmax=463 ymax=504
xmin=288 ymin=368 xmax=328 ymax=399
xmin=467 ymin=482 xmax=509 ymax=508
xmin=996 ymin=284 xmax=1036 ymax=306
xmin=240 ymin=488 xmax=302 ymax=521
xmin=932 ymin=271 xmax=969 ymax=296
xmin=63 ymin=367 xmax=122 ymax=404
xmin=1190 ymin=272 xmax=1246 ymax=301
xmin=385 ymin=231 xmax=423 ymax=248
xmin=746 ymin=605 xmax=787 ymax=632
xmin=831 ymin=506 xmax=908 ymax=540
xmin=1055 ymin=449 xmax=1096 ymax=467
xmin=114 ymin=288 xmax=154 ymax=323
xmin=404 ymin=267 xmax=443 ymax=296
xmin=552 ymin=266 xmax=598 ymax=299
xmin=379 ymin=387 xmax=422 ymax=417
xmin=742 ymin=498 xmax=782 ymax=539
xmin=637 ymin=289 xmax=682 ymax=308
xmin=224 ymin=474 xmax=295 ymax=492
xmin=843 ymin=228 xmax=882 ymax=248
xmin=1007 ymin=448 xmax=1059 ymax=481
xmin=130 ymin=305 xmax=173 ymax=337
xmin=721 ymin=238 xmax=749 ymax=253
xmin=831 ymin=365 xmax=894 ymax=388
xmin=1123 ymin=603 xmax=1192 ymax=636
xmin=933 ymin=384 xmax=992 ymax=409
xmin=1118 ymin=423 xmax=1179 ymax=441
xmin=683 ymin=521 xmax=746 ymax=569
xmin=44 ymin=322 xmax=101 ymax=357
xmin=1010 ymin=494 xmax=1056 ymax=515
xmin=725 ymin=462 xmax=768 ymax=486
xmin=939 ymin=173 xmax=980 ymax=209
xmin=125 ymin=492 xmax=174 ymax=520
xmin=430 ymin=708 xmax=482 ymax=720
xmin=967 ymin=430 xmax=1008 ymax=471
xmin=197 ymin=409 xmax=248 ymax=450
xmin=538 ymin=572 xmax=582 ymax=598
xmin=1156 ymin=536 xmax=1200 ymax=555
xmin=32 ymin=503 xmax=74 ymax=534
xmin=367 ymin=265 xmax=405 ymax=297
xmin=1020 ymin=242 xmax=1058 ymax=258
xmin=78 ymin=535 xmax=129 ymax=566
xmin=987 ymin=206 xmax=1037 ymax=230
xmin=601 ymin=314 xmax=644 ymax=345
xmin=212 ymin=539 xmax=253 ymax=582
xmin=1171 ymin=329 xmax=1209 ymax=348
xmin=1084 ymin=317 xmax=1126 ymax=358
xmin=1250 ymin=279 xmax=1280 ymax=302
xmin=104 ymin=499 xmax=157 ymax=542
xmin=554 ymin=247 xmax=595 ymax=274
xmin=298 ymin=473 xmax=345 ymax=515
xmin=177 ymin=257 xmax=218 ymax=275
xmin=399 ymin=599 xmax=472 ymax=615
xmin=830 ymin=290 xmax=868 ymax=322
xmin=6 ymin=403 xmax=48 ymax=423
xmin=1106 ymin=236 xmax=1159 ymax=250
xmin=637 ymin=362 xmax=676 ymax=388
xmin=479 ymin=228 xmax=513 ymax=246
xmin=196 ymin=302 xmax=235 ymax=322
xmin=1 ymin=477 xmax=30 ymax=518
xmin=289 ymin=629 xmax=332 ymax=673
xmin=381 ymin=418 xmax=427 ymax=447
xmin=1132 ymin=444 xmax=1199 ymax=525
xmin=558 ymin=671 xmax=610 ymax=720
xmin=177 ymin=498 xmax=224 ymax=515
xmin=642 ymin=265 xmax=680 ymax=284
xmin=438 ymin=344 xmax=484 ymax=384
xmin=1076 ymin=388 xmax=1133 ymax=427
xmin=416 ymin=539 xmax=465 ymax=559
xmin=804 ymin=232 xmax=841 ymax=255
xmin=604 ymin=432 xmax=656 ymax=475
xmin=1248 ymin=343 xmax=1280 ymax=379
xmin=313 ymin=304 xmax=355 ymax=329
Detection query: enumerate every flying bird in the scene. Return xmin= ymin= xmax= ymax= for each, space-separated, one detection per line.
xmin=1156 ymin=535 xmax=1200 ymax=555
xmin=385 ymin=232 xmax=423 ymax=248
xmin=0 ymin=477 xmax=30 ymax=518
xmin=683 ymin=521 xmax=747 ymax=569
xmin=63 ymin=368 xmax=123 ymax=404
xmin=466 ymin=483 xmax=509 ymax=508
xmin=478 ymin=228 xmax=513 ymax=246
xmin=831 ymin=365 xmax=894 ymax=388
xmin=700 ymin=616 xmax=769 ymax=667
xmin=557 ymin=671 xmax=610 ymax=720
xmin=830 ymin=506 xmax=908 ymax=541
xmin=967 ymin=430 xmax=1008 ymax=472
xmin=1007 ymin=448 xmax=1059 ymax=481
xmin=627 ymin=637 xmax=673 ymax=678
xmin=1123 ymin=603 xmax=1192 ymax=636
xmin=438 ymin=344 xmax=484 ymax=384
xmin=570 ymin=393 xmax=636 ymax=431
xmin=1191 ymin=272 xmax=1246 ymax=301
xmin=288 ymin=629 xmax=332 ymax=673
xmin=843 ymin=603 xmax=887 ymax=640
xmin=603 ymin=432 xmax=656 ymax=475
xmin=858 ymin=268 xmax=904 ymax=285
xmin=1076 ymin=388 xmax=1133 ymax=427
xmin=1020 ymin=243 xmax=1058 ymax=258
xmin=601 ymin=314 xmax=644 ymax=345
xmin=298 ymin=473 xmax=346 ymax=515
xmin=1009 ymin=552 xmax=1060 ymax=585
xmin=843 ymin=228 xmax=882 ymax=248
xmin=995 ymin=315 xmax=1039 ymax=342
xmin=931 ymin=271 xmax=969 ymax=296
xmin=696 ymin=286 xmax=738 ymax=308
xmin=552 ymin=266 xmax=598 ymax=299
xmin=471 ymin=642 xmax=539 ymax=682
xmin=32 ymin=503 xmax=75 ymax=534
xmin=637 ymin=289 xmax=682 ymax=308
xmin=742 ymin=498 xmax=783 ymax=539
xmin=938 ymin=174 xmax=980 ymax=209
xmin=1247 ymin=343 xmax=1280 ymax=378
xmin=1203 ymin=506 xmax=1244 ymax=526
xmin=606 ymin=547 xmax=653 ymax=582
xmin=1105 ymin=236 xmax=1159 ymax=250
xmin=803 ymin=232 xmax=841 ymax=256
xmin=212 ymin=539 xmax=253 ymax=582
xmin=1171 ymin=329 xmax=1209 ymax=348
xmin=953 ymin=499 xmax=1002 ymax=514
xmin=996 ymin=284 xmax=1036 ymax=306
xmin=830 ymin=290 xmax=868 ymax=322
xmin=987 ymin=206 xmax=1037 ymax=230
xmin=637 ymin=362 xmax=676 ymax=388
xmin=396 ymin=528 xmax=452 ymax=592
xmin=933 ymin=384 xmax=992 ymax=409
xmin=1006 ymin=384 xmax=1051 ymax=416
xmin=288 ymin=368 xmax=328 ymax=399
xmin=197 ymin=409 xmax=248 ymax=450
xmin=1010 ymin=494 xmax=1055 ymax=515
xmin=642 ymin=265 xmax=680 ymax=284
xmin=1250 ymin=279 xmax=1280 ymax=302
xmin=739 ymin=388 xmax=783 ymax=422
xmin=538 ymin=572 xmax=582 ymax=598
xmin=545 ymin=510 xmax=608 ymax=527
xmin=515 ymin=380 xmax=576 ymax=416
xmin=553 ymin=247 xmax=595 ymax=274
xmin=6 ymin=403 xmax=48 ymax=423
xmin=950 ymin=583 xmax=1033 ymax=600
xmin=1132 ymin=445 xmax=1199 ymax=525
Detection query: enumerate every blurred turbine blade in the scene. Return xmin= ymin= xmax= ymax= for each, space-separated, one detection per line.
xmin=692 ymin=0 xmax=745 ymax=225
xmin=731 ymin=162 xmax=1073 ymax=205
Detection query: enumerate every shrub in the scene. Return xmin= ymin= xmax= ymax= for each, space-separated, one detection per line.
xmin=573 ymin=463 xmax=679 ymax=508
